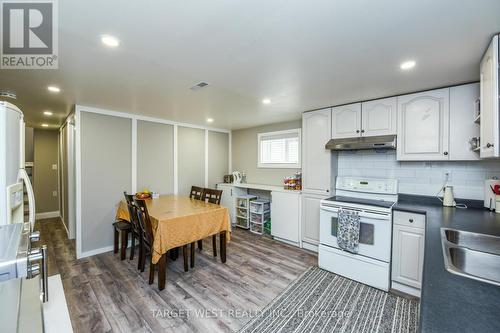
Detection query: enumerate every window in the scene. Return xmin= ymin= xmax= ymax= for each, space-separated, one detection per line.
xmin=258 ymin=129 xmax=301 ymax=168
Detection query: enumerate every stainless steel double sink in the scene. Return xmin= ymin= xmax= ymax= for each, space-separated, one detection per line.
xmin=441 ymin=228 xmax=500 ymax=286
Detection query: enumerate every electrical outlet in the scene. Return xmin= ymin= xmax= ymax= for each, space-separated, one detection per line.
xmin=52 ymin=164 xmax=57 ymax=170
xmin=443 ymin=171 xmax=452 ymax=182
xmin=52 ymin=191 xmax=57 ymax=197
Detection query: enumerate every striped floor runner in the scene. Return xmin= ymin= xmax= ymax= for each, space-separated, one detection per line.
xmin=239 ymin=266 xmax=419 ymax=333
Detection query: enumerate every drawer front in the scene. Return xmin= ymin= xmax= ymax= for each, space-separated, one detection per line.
xmin=393 ymin=211 xmax=425 ymax=229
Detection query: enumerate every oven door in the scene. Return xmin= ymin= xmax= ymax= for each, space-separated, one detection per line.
xmin=320 ymin=205 xmax=392 ymax=262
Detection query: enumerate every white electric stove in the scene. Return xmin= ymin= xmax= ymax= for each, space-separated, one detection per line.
xmin=319 ymin=176 xmax=398 ymax=291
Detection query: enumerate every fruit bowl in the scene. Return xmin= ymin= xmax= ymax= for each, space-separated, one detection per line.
xmin=135 ymin=192 xmax=151 ymax=199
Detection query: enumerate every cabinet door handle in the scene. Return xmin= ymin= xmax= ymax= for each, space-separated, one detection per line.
xmin=356 ymin=130 xmax=360 ymax=133
xmin=409 ymin=218 xmax=414 ymax=223
xmin=361 ymin=130 xmax=365 ymax=133
xmin=487 ymin=143 xmax=494 ymax=148
xmin=443 ymin=151 xmax=448 ymax=156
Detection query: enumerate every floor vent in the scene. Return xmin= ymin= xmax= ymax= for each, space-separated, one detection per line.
xmin=0 ymin=91 xmax=17 ymax=99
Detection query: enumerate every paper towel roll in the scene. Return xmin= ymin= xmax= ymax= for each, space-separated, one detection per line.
xmin=485 ymin=179 xmax=500 ymax=210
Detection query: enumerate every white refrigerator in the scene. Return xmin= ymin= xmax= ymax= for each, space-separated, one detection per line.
xmin=0 ymin=101 xmax=35 ymax=230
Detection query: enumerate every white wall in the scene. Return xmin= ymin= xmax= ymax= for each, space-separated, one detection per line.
xmin=337 ymin=150 xmax=500 ymax=200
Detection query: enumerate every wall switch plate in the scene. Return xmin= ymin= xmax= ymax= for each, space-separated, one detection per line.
xmin=52 ymin=191 xmax=57 ymax=197
xmin=52 ymin=164 xmax=57 ymax=170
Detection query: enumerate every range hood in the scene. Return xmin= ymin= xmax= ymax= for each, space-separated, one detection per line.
xmin=325 ymin=135 xmax=397 ymax=151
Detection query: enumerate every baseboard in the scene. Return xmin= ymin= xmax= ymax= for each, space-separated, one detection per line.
xmin=273 ymin=236 xmax=300 ymax=248
xmin=36 ymin=211 xmax=60 ymax=220
xmin=78 ymin=239 xmax=132 ymax=259
xmin=301 ymin=241 xmax=318 ymax=253
xmin=391 ymin=281 xmax=421 ymax=298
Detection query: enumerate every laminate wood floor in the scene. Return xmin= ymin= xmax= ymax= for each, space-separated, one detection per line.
xmin=34 ymin=218 xmax=317 ymax=333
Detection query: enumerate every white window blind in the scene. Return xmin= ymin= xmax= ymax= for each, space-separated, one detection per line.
xmin=258 ymin=129 xmax=301 ymax=168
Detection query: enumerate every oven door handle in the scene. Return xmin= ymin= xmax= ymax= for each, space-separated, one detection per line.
xmin=321 ymin=206 xmax=391 ymax=220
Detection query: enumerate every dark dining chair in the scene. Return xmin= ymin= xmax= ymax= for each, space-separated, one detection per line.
xmin=134 ymin=198 xmax=189 ymax=289
xmin=113 ymin=195 xmax=133 ymax=261
xmin=202 ymin=188 xmax=223 ymax=257
xmin=190 ymin=186 xmax=205 ymax=200
xmin=123 ymin=192 xmax=143 ymax=266
xmin=190 ymin=188 xmax=224 ymax=268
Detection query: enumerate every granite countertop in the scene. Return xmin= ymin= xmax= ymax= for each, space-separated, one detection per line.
xmin=394 ymin=196 xmax=500 ymax=333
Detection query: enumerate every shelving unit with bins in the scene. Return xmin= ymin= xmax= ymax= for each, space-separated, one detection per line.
xmin=235 ymin=195 xmax=258 ymax=229
xmin=249 ymin=199 xmax=271 ymax=235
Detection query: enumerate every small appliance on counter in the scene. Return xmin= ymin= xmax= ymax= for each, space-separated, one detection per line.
xmin=223 ymin=174 xmax=234 ymax=183
xmin=442 ymin=186 xmax=456 ymax=207
xmin=485 ymin=178 xmax=500 ymax=210
xmin=232 ymin=171 xmax=242 ymax=184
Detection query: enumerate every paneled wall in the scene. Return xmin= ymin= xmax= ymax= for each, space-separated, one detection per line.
xmin=178 ymin=127 xmax=205 ymax=196
xmin=80 ymin=112 xmax=132 ymax=254
xmin=76 ymin=107 xmax=230 ymax=257
xmin=137 ymin=120 xmax=174 ymax=194
xmin=337 ymin=150 xmax=500 ymax=200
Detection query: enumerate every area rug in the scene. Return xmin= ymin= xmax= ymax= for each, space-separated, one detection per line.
xmin=239 ymin=266 xmax=419 ymax=333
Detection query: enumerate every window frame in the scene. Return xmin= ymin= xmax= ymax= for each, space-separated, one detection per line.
xmin=257 ymin=128 xmax=301 ymax=169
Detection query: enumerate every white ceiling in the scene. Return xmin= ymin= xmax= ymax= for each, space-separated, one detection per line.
xmin=1 ymin=0 xmax=500 ymax=129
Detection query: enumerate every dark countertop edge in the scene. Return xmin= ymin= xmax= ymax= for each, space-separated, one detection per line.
xmin=393 ymin=205 xmax=427 ymax=215
xmin=397 ymin=193 xmax=484 ymax=210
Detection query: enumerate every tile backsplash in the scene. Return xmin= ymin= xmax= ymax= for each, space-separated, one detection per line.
xmin=336 ymin=150 xmax=500 ymax=200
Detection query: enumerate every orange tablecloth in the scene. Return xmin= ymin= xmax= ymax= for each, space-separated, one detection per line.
xmin=116 ymin=195 xmax=231 ymax=264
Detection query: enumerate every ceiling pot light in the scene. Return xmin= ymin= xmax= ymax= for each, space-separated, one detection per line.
xmin=47 ymin=85 xmax=60 ymax=93
xmin=262 ymin=98 xmax=271 ymax=104
xmin=43 ymin=111 xmax=53 ymax=116
xmin=41 ymin=124 xmax=49 ymax=127
xmin=101 ymin=35 xmax=120 ymax=47
xmin=400 ymin=60 xmax=416 ymax=70
xmin=206 ymin=118 xmax=214 ymax=123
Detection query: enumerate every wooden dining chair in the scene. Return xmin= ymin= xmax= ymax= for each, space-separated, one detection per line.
xmin=134 ymin=198 xmax=162 ymax=285
xmin=190 ymin=188 xmax=224 ymax=268
xmin=190 ymin=186 xmax=205 ymax=200
xmin=134 ymin=198 xmax=190 ymax=288
xmin=123 ymin=192 xmax=143 ymax=266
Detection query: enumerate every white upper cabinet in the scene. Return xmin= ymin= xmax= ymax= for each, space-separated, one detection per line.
xmin=480 ymin=35 xmax=499 ymax=158
xmin=302 ymin=108 xmax=332 ymax=194
xmin=397 ymin=88 xmax=450 ymax=161
xmin=331 ymin=103 xmax=361 ymax=138
xmin=449 ymin=83 xmax=480 ymax=161
xmin=361 ymin=97 xmax=397 ymax=137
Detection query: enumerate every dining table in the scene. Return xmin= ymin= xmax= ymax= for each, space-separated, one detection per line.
xmin=115 ymin=195 xmax=231 ymax=290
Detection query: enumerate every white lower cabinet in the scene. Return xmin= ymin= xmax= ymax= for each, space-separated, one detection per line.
xmin=271 ymin=191 xmax=300 ymax=245
xmin=301 ymin=193 xmax=328 ymax=251
xmin=216 ymin=184 xmax=247 ymax=225
xmin=391 ymin=210 xmax=426 ymax=297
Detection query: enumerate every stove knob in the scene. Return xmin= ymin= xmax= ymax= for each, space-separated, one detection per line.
xmin=29 ymin=231 xmax=40 ymax=242
xmin=28 ymin=263 xmax=40 ymax=277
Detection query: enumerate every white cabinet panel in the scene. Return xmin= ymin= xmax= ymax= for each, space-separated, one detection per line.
xmin=301 ymin=193 xmax=327 ymax=246
xmin=331 ymin=103 xmax=362 ymax=139
xmin=302 ymin=109 xmax=331 ymax=195
xmin=271 ymin=191 xmax=300 ymax=244
xmin=361 ymin=97 xmax=397 ymax=136
xmin=397 ymin=88 xmax=450 ymax=160
xmin=217 ymin=184 xmax=247 ymax=225
xmin=449 ymin=83 xmax=480 ymax=161
xmin=480 ymin=35 xmax=499 ymax=158
xmin=392 ymin=224 xmax=425 ymax=289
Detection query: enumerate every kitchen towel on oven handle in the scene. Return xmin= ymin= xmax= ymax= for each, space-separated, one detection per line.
xmin=337 ymin=208 xmax=360 ymax=254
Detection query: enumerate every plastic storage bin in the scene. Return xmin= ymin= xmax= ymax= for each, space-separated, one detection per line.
xmin=236 ymin=216 xmax=249 ymax=229
xmin=250 ymin=199 xmax=270 ymax=213
xmin=250 ymin=223 xmax=263 ymax=234
xmin=250 ymin=211 xmax=271 ymax=224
